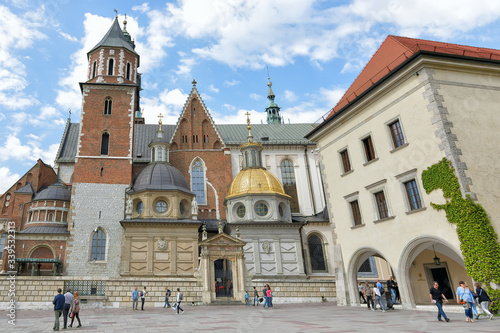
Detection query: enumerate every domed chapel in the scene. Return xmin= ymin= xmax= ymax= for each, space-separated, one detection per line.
xmin=0 ymin=15 xmax=334 ymax=306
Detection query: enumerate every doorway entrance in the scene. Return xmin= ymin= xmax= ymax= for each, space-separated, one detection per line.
xmin=214 ymin=259 xmax=233 ymax=297
xmin=426 ymin=265 xmax=454 ymax=300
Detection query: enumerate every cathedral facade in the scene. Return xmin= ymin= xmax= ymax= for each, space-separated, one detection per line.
xmin=0 ymin=17 xmax=335 ymax=308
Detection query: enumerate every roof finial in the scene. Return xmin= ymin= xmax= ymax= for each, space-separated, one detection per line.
xmin=123 ymin=13 xmax=128 ymax=30
xmin=114 ymin=8 xmax=118 ymax=18
xmin=192 ymin=79 xmax=197 ymax=87
xmin=245 ymin=111 xmax=253 ymax=143
xmin=158 ymin=113 xmax=164 ymax=131
xmin=68 ymin=109 xmax=71 ymax=119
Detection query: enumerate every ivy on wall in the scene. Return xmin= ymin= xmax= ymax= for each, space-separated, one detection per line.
xmin=422 ymin=158 xmax=500 ymax=312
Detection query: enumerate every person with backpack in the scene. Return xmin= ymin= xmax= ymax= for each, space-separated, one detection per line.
xmin=163 ymin=287 xmax=171 ymax=308
xmin=373 ymin=280 xmax=387 ymax=312
xmin=176 ymin=288 xmax=184 ymax=314
xmin=474 ymin=283 xmax=494 ymax=320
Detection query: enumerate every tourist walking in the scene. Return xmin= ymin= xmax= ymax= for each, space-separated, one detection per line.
xmin=69 ymin=291 xmax=82 ymax=328
xmin=429 ymin=281 xmax=450 ymax=322
xmin=253 ymin=287 xmax=259 ymax=306
xmin=176 ymin=288 xmax=184 ymax=314
xmin=266 ymin=285 xmax=273 ymax=308
xmin=363 ymin=282 xmax=374 ymax=311
xmin=52 ymin=288 xmax=64 ymax=331
xmin=141 ymin=287 xmax=147 ymax=311
xmin=358 ymin=282 xmax=367 ymax=304
xmin=164 ymin=287 xmax=171 ymax=308
xmin=475 ymin=283 xmax=494 ymax=320
xmin=373 ymin=283 xmax=387 ymax=312
xmin=62 ymin=288 xmax=73 ymax=329
xmin=456 ymin=281 xmax=475 ymax=322
xmin=387 ymin=276 xmax=397 ymax=304
xmin=262 ymin=285 xmax=268 ymax=308
xmin=132 ymin=286 xmax=139 ymax=310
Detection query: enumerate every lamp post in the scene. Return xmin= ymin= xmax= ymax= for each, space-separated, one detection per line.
xmin=432 ymin=245 xmax=441 ymax=266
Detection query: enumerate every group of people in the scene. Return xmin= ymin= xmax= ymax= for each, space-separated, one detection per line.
xmin=431 ymin=280 xmax=494 ymax=323
xmin=52 ymin=288 xmax=82 ymax=331
xmin=244 ymin=285 xmax=273 ymax=308
xmin=132 ymin=286 xmax=185 ymax=314
xmin=358 ymin=277 xmax=398 ymax=312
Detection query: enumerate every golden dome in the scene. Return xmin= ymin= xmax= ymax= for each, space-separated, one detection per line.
xmin=226 ymin=168 xmax=290 ymax=199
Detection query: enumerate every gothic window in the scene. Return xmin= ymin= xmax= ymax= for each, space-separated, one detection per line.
xmin=107 ymin=58 xmax=114 ymax=75
xmin=0 ymin=233 xmax=5 ymax=261
xmin=280 ymin=159 xmax=299 ymax=213
xmin=126 ymin=62 xmax=131 ymax=80
xmin=191 ymin=159 xmax=206 ymax=205
xmin=101 ymin=132 xmax=109 ymax=155
xmin=357 ymin=257 xmax=378 ymax=278
xmin=91 ymin=228 xmax=106 ymax=261
xmin=92 ymin=61 xmax=97 ymax=78
xmin=308 ymin=234 xmax=327 ymax=272
xmin=104 ymin=97 xmax=112 ymax=115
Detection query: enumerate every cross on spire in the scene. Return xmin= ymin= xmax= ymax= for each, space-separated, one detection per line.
xmin=192 ymin=79 xmax=197 ymax=87
xmin=114 ymin=8 xmax=118 ymax=18
xmin=158 ymin=113 xmax=164 ymax=124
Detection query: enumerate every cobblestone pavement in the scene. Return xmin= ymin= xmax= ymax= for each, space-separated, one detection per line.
xmin=2 ymin=302 xmax=498 ymax=333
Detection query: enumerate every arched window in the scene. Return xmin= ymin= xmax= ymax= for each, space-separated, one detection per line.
xmin=0 ymin=233 xmax=5 ymax=261
xmin=108 ymin=58 xmax=114 ymax=75
xmin=126 ymin=62 xmax=131 ymax=80
xmin=245 ymin=151 xmax=249 ymax=168
xmin=308 ymin=235 xmax=327 ymax=272
xmin=280 ymin=160 xmax=299 ymax=213
xmin=104 ymin=97 xmax=112 ymax=115
xmin=92 ymin=61 xmax=97 ymax=78
xmin=191 ymin=159 xmax=206 ymax=205
xmin=91 ymin=228 xmax=106 ymax=261
xmin=101 ymin=132 xmax=109 ymax=155
xmin=251 ymin=150 xmax=257 ymax=167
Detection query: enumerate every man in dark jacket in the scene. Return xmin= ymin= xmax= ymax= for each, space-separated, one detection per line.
xmin=53 ymin=288 xmax=65 ymax=331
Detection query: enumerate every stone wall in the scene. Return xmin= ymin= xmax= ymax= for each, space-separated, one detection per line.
xmin=65 ymin=183 xmax=127 ymax=277
xmin=0 ymin=276 xmax=336 ymax=310
xmin=247 ymin=278 xmax=336 ymax=303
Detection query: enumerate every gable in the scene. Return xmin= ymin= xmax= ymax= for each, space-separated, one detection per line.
xmin=170 ymin=83 xmax=224 ymax=151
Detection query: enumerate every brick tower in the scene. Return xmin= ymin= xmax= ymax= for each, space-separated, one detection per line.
xmin=66 ymin=15 xmax=140 ymax=276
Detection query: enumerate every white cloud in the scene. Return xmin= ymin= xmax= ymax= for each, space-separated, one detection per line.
xmin=132 ymin=3 xmax=150 ymax=13
xmin=284 ymin=90 xmax=297 ymax=102
xmin=0 ymin=5 xmax=47 ymax=109
xmin=224 ymin=80 xmax=240 ymax=87
xmin=58 ymin=29 xmax=78 ymax=42
xmin=319 ymin=87 xmax=347 ymax=108
xmin=249 ymin=93 xmax=261 ymax=100
xmin=281 ymin=102 xmax=328 ymax=124
xmin=209 ymin=84 xmax=219 ymax=93
xmin=0 ymin=167 xmax=20 ymax=194
xmin=0 ymin=134 xmax=31 ymax=161
xmin=175 ymin=56 xmax=196 ymax=76
xmin=222 ymin=104 xmax=236 ymax=111
xmin=140 ymin=88 xmax=188 ymax=124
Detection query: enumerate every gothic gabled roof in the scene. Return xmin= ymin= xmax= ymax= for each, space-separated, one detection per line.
xmin=88 ymin=17 xmax=138 ymax=56
xmin=169 ymin=81 xmax=225 ymax=146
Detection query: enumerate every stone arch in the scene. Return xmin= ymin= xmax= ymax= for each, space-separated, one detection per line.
xmin=213 ymin=140 xmax=221 ymax=150
xmin=29 ymin=245 xmax=56 ymax=272
xmin=397 ymin=235 xmax=464 ymax=309
xmin=347 ymin=247 xmax=394 ymax=306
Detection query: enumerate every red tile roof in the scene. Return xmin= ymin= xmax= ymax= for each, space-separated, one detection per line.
xmin=327 ymin=35 xmax=500 ymax=118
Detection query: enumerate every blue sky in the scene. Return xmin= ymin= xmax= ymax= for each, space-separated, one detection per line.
xmin=2 ymin=0 xmax=500 ymax=193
